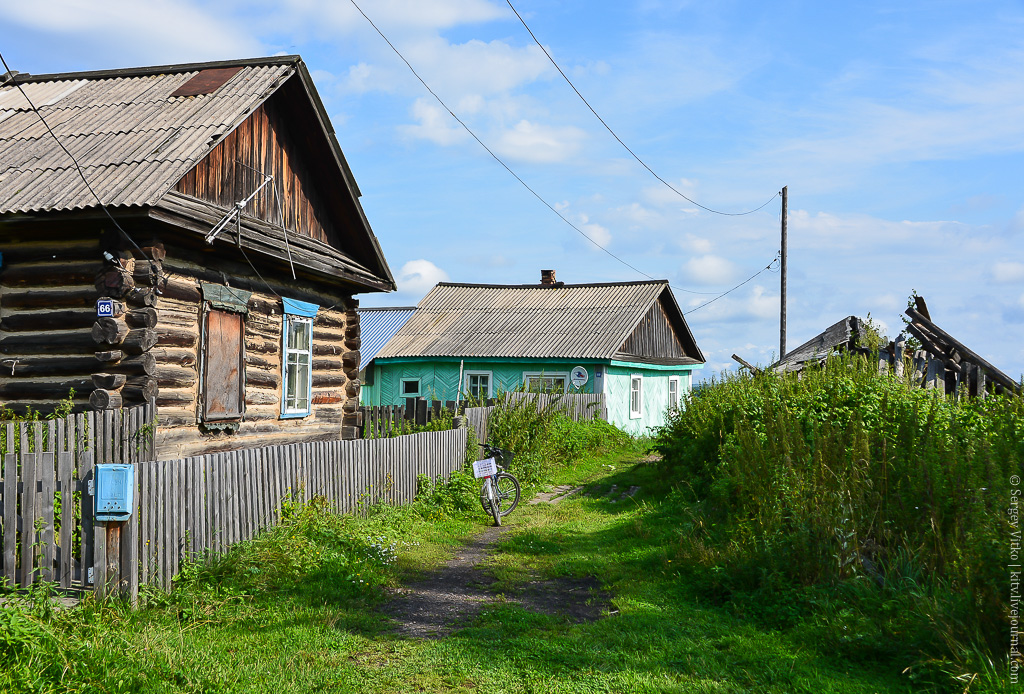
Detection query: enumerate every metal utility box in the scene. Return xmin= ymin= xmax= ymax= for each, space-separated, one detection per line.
xmin=94 ymin=464 xmax=135 ymax=521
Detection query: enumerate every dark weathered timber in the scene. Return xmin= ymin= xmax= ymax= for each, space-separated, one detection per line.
xmin=95 ymin=350 xmax=124 ymax=363
xmin=246 ymin=370 xmax=280 ymax=389
xmin=311 ymin=373 xmax=347 ymax=388
xmin=0 ymin=287 xmax=97 ymax=310
xmin=0 ymin=331 xmax=95 ymax=354
xmin=125 ymin=287 xmax=158 ymax=307
xmin=1 ymin=310 xmax=97 ymax=332
xmin=157 ymin=278 xmax=202 ymax=304
xmin=155 ymin=327 xmax=198 ymax=348
xmin=0 ymin=379 xmax=93 ymax=398
xmin=89 ymin=389 xmax=122 ymax=409
xmin=124 ymin=378 xmax=158 ymax=401
xmin=1 ymin=262 xmax=98 ymax=287
xmin=0 ymin=356 xmax=99 ymax=377
xmin=108 ymin=353 xmax=156 ymax=376
xmin=121 ymin=329 xmax=158 ymax=354
xmin=125 ymin=308 xmax=158 ymax=329
xmin=91 ymin=318 xmax=129 ymax=344
xmin=906 ymin=307 xmax=1019 ymax=392
xmin=94 ymin=270 xmax=135 ymax=298
xmin=91 ymin=373 xmax=127 ymax=389
xmin=914 ymin=296 xmax=931 ymax=321
xmin=774 ymin=316 xmax=856 ymax=371
xmin=619 ymin=300 xmax=689 ymax=361
xmin=154 ymin=366 xmax=196 ymax=389
xmin=731 ymin=354 xmax=762 ymax=375
xmin=341 ymin=350 xmax=359 ymax=369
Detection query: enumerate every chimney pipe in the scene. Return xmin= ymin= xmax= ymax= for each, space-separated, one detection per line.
xmin=540 ymin=269 xmax=556 ymax=286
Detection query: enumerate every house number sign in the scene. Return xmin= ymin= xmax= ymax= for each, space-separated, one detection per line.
xmin=96 ymin=299 xmax=115 ymax=317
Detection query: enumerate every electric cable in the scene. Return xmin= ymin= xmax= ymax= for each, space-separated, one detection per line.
xmin=683 ymin=253 xmax=779 ymax=315
xmin=347 ymin=0 xmax=770 ymax=296
xmin=505 ymin=0 xmax=779 ymax=217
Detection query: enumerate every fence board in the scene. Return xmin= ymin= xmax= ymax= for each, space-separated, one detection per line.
xmin=2 ymin=447 xmax=16 ymax=585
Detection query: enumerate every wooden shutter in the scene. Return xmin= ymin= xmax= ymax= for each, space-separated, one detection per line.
xmin=204 ymin=309 xmax=244 ymax=420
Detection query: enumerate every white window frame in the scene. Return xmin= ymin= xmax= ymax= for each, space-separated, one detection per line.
xmin=523 ymin=371 xmax=570 ymax=394
xmin=281 ymin=314 xmax=313 ymax=418
xmin=463 ymin=370 xmax=493 ymax=400
xmin=630 ymin=374 xmax=643 ymax=419
xmin=668 ymin=376 xmax=680 ymax=411
xmin=400 ymin=378 xmax=421 ymax=398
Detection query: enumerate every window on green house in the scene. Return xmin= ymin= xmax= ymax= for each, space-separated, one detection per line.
xmin=464 ymin=371 xmax=492 ymax=400
xmin=668 ymin=376 xmax=680 ymax=410
xmin=401 ymin=379 xmax=421 ymax=397
xmin=523 ymin=372 xmax=568 ymax=393
xmin=630 ymin=375 xmax=642 ymax=419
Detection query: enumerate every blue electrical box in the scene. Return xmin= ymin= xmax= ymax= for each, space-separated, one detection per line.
xmin=94 ymin=464 xmax=134 ymax=521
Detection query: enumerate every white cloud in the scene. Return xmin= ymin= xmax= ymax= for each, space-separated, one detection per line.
xmin=581 ymin=221 xmax=612 ymax=249
xmin=0 ymin=0 xmax=260 ymax=64
xmin=681 ymin=254 xmax=736 ymax=285
xmin=396 ymin=259 xmax=449 ymax=295
xmin=994 ymin=262 xmax=1024 ymax=283
xmin=399 ymin=98 xmax=468 ymax=145
xmin=491 ymin=120 xmax=586 ymax=163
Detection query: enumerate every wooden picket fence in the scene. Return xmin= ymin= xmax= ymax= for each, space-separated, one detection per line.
xmin=0 ymin=404 xmax=155 ymax=591
xmin=361 ymin=393 xmax=607 ymax=442
xmin=134 ymin=428 xmax=468 ymax=591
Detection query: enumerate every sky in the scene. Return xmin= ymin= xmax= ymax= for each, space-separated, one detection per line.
xmin=3 ymin=0 xmax=1024 ymax=380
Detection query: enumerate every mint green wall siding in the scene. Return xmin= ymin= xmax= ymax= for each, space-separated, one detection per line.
xmin=366 ymin=360 xmax=601 ymax=406
xmin=364 ymin=359 xmax=698 ymax=435
xmin=604 ymin=364 xmax=696 ymax=434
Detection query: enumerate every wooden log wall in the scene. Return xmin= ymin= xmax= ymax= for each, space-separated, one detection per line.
xmin=152 ymin=244 xmax=362 ymax=460
xmin=0 ymin=226 xmax=104 ymax=413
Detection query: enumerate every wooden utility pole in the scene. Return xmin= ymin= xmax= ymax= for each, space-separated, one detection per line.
xmin=780 ymin=186 xmax=788 ymax=361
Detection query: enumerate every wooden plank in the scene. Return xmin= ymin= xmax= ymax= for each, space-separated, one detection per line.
xmin=906 ymin=307 xmax=1019 ymax=392
xmin=211 ymin=454 xmax=221 ymax=558
xmin=57 ymin=419 xmax=74 ymax=588
xmin=2 ymin=427 xmax=16 ymax=585
xmin=93 ymin=521 xmax=106 ymax=599
xmin=79 ymin=418 xmax=95 ymax=589
xmin=20 ymin=443 xmax=36 ymax=587
xmin=39 ymin=451 xmax=55 ymax=583
xmin=122 ymin=462 xmax=139 ymax=603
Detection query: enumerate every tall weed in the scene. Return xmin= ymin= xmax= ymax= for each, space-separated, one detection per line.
xmin=655 ymin=356 xmax=1021 ymax=688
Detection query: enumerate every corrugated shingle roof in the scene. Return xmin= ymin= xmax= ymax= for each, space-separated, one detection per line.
xmin=0 ymin=59 xmax=293 ymax=213
xmin=357 ymin=307 xmax=417 ymax=370
xmin=376 ymin=280 xmax=703 ymax=362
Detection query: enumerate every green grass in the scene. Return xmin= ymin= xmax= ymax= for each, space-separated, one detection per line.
xmin=2 ymin=442 xmax=924 ymax=693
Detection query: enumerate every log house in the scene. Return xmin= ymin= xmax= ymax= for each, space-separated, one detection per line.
xmin=0 ymin=56 xmax=395 ymax=458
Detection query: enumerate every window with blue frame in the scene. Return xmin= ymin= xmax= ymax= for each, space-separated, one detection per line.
xmin=281 ymin=298 xmax=318 ymax=418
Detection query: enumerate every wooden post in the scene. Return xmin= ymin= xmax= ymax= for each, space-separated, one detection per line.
xmin=925 ymin=355 xmax=945 ymax=392
xmin=415 ymin=397 xmax=427 ymax=427
xmin=780 ymin=185 xmax=788 ymax=360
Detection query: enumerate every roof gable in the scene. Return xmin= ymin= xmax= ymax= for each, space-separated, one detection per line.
xmin=616 ymin=292 xmax=703 ymax=364
xmin=376 ymin=280 xmax=705 ymax=364
xmin=0 ymin=56 xmax=394 ymax=290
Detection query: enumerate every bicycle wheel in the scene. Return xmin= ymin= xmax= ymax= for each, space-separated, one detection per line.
xmin=489 ymin=482 xmax=502 ymax=527
xmin=494 ymin=472 xmax=521 ymax=516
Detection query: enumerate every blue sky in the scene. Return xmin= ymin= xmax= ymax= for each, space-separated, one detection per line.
xmin=4 ymin=0 xmax=1024 ymax=379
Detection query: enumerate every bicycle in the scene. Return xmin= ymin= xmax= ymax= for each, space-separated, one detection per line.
xmin=473 ymin=443 xmax=521 ymax=526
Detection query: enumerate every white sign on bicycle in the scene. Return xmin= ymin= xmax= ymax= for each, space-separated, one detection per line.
xmin=473 ymin=458 xmax=497 ymax=478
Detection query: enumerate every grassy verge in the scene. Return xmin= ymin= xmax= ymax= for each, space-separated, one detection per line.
xmin=1 ymin=412 xmax=937 ymax=693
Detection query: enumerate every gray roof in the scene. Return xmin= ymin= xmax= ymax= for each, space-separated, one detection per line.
xmin=376 ymin=280 xmax=704 ymax=362
xmin=356 ymin=307 xmax=416 ymax=370
xmin=0 ymin=57 xmax=298 ymax=213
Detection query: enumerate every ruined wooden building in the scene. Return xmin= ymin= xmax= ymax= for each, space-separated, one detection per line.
xmin=0 ymin=56 xmax=395 ymax=458
xmin=764 ymin=298 xmax=1019 ymax=397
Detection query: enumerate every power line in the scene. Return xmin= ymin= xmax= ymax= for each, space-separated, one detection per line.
xmin=683 ymin=253 xmax=779 ymax=315
xmin=505 ymin=0 xmax=779 ymax=217
xmin=0 ymin=49 xmax=157 ymax=274
xmin=348 ymin=0 xmax=774 ymax=296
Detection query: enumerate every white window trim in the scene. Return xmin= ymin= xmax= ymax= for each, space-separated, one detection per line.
xmin=400 ymin=378 xmax=422 ymax=398
xmin=523 ymin=371 xmax=570 ymax=394
xmin=668 ymin=375 xmax=680 ymax=410
xmin=463 ymin=370 xmax=493 ymax=399
xmin=630 ymin=374 xmax=643 ymax=419
xmin=281 ymin=314 xmax=313 ymax=418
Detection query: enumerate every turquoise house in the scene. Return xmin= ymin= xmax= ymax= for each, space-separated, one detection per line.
xmin=361 ymin=273 xmax=705 ymax=434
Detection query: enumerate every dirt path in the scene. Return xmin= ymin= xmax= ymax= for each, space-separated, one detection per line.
xmin=380 ymin=521 xmax=610 ymax=639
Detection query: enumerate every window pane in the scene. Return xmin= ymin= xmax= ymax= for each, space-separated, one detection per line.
xmin=402 ymin=380 xmax=418 ymax=395
xmin=287 ymin=319 xmax=311 ymax=351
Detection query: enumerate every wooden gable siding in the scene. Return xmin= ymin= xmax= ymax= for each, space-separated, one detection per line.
xmin=175 ymin=99 xmax=339 ymax=247
xmin=617 ymin=301 xmax=688 ymax=361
